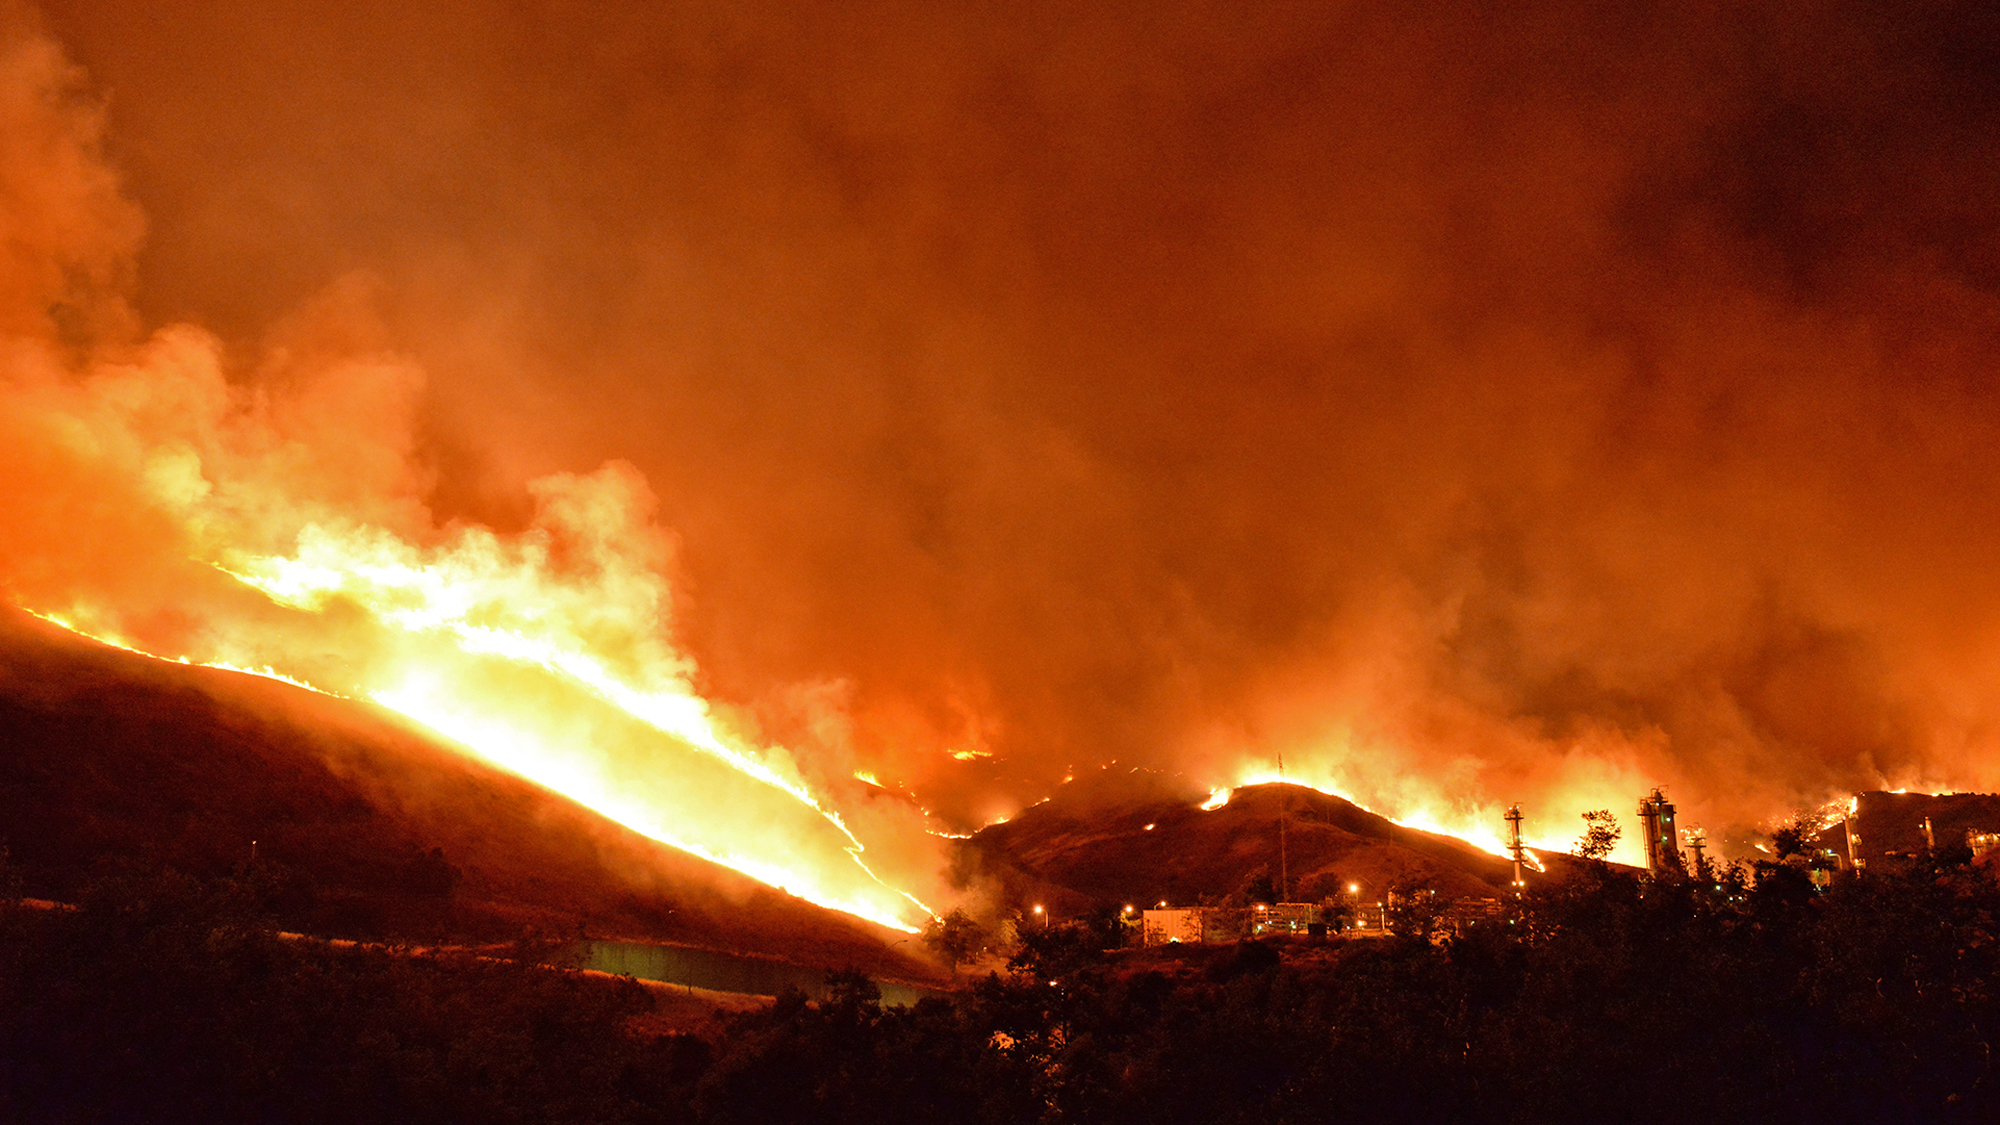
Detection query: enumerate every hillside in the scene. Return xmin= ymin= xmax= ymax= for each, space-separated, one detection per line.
xmin=961 ymin=767 xmax=1537 ymax=912
xmin=0 ymin=608 xmax=941 ymax=985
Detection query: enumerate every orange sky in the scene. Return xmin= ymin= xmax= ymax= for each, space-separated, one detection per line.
xmin=9 ymin=0 xmax=2000 ymax=848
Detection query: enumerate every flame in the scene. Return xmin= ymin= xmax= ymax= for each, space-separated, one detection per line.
xmin=29 ymin=498 xmax=936 ymax=932
xmin=1209 ymin=769 xmax=1568 ymax=861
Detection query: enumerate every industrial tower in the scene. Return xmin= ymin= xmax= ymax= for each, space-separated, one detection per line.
xmin=1637 ymin=788 xmax=1681 ymax=874
xmin=1505 ymin=804 xmax=1527 ymax=893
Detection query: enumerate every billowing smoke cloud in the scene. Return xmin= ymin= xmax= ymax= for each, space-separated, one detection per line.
xmin=10 ymin=0 xmax=2000 ymax=865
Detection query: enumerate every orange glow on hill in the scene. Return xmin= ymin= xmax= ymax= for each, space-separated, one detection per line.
xmin=1213 ymin=769 xmax=1571 ymax=864
xmin=25 ymin=502 xmax=935 ymax=933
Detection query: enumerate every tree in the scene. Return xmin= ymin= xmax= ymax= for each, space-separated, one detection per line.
xmin=1770 ymin=818 xmax=1810 ymax=860
xmin=1385 ymin=884 xmax=1447 ymax=942
xmin=920 ymin=908 xmax=985 ymax=974
xmin=1573 ymin=810 xmax=1621 ymax=862
xmin=1317 ymin=897 xmax=1356 ymax=932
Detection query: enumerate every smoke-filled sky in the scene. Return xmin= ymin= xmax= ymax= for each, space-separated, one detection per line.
xmin=7 ymin=0 xmax=2000 ymax=852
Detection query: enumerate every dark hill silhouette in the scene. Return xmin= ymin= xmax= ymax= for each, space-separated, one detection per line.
xmin=0 ymin=607 xmax=941 ymax=985
xmin=963 ymin=766 xmax=1533 ymax=912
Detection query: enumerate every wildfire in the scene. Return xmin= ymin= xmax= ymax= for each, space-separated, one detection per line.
xmin=1208 ymin=769 xmax=1573 ymax=861
xmin=28 ymin=485 xmax=936 ymax=933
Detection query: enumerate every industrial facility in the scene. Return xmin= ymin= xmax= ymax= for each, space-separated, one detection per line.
xmin=1116 ymin=784 xmax=2000 ymax=950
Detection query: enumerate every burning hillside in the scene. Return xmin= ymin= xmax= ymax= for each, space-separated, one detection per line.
xmin=0 ymin=606 xmax=940 ymax=980
xmin=962 ymin=772 xmax=1563 ymax=915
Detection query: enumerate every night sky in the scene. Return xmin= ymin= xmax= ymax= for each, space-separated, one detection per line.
xmin=7 ymin=0 xmax=2000 ymax=849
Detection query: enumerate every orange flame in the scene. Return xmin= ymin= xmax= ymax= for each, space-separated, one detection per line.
xmin=29 ymin=479 xmax=938 ymax=932
xmin=1212 ymin=767 xmax=1580 ymax=862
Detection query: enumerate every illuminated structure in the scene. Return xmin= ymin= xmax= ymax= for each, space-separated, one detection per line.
xmin=1636 ymin=789 xmax=1681 ymax=875
xmin=1504 ymin=804 xmax=1526 ymax=892
xmin=1142 ymin=907 xmax=1205 ymax=945
xmin=1250 ymin=902 xmax=1319 ymax=936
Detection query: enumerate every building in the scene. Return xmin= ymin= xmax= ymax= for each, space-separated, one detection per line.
xmin=1141 ymin=907 xmax=1204 ymax=945
xmin=1144 ymin=902 xmax=1341 ymax=944
xmin=1248 ymin=902 xmax=1319 ymax=936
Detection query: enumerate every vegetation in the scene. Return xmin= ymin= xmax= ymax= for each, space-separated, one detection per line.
xmin=1572 ymin=808 xmax=1622 ymax=861
xmin=6 ymin=846 xmax=2000 ymax=1123
xmin=921 ymin=908 xmax=989 ymax=973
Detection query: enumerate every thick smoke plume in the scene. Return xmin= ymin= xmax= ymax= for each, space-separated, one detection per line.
xmin=6 ymin=1 xmax=2000 ymax=868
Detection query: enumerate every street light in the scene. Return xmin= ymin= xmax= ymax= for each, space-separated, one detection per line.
xmin=1033 ymin=903 xmax=1046 ymax=930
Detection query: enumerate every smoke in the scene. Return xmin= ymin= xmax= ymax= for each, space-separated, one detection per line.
xmin=8 ymin=0 xmax=2000 ymax=869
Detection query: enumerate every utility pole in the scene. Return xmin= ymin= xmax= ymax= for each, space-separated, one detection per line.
xmin=1277 ymin=751 xmax=1289 ymax=902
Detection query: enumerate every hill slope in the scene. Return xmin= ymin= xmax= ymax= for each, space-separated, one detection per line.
xmin=963 ymin=769 xmax=1531 ymax=912
xmin=0 ymin=608 xmax=939 ymax=983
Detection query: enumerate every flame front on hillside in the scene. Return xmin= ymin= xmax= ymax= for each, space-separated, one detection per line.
xmin=25 ymin=471 xmax=936 ymax=932
xmin=1210 ymin=770 xmax=1586 ymax=866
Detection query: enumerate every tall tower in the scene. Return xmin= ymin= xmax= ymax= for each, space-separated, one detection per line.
xmin=1504 ymin=805 xmax=1527 ymax=893
xmin=1637 ymin=789 xmax=1680 ymax=874
xmin=1844 ymin=801 xmax=1865 ymax=870
xmin=1276 ymin=751 xmax=1289 ymax=901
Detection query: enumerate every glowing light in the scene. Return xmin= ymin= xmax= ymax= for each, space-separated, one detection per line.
xmin=27 ymin=498 xmax=941 ymax=933
xmin=1216 ymin=770 xmax=1532 ymax=860
xmin=197 ymin=660 xmax=327 ymax=694
xmin=372 ymin=682 xmax=917 ymax=930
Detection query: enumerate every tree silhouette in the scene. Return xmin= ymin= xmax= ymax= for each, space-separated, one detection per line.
xmin=920 ymin=908 xmax=985 ymax=973
xmin=1573 ymin=809 xmax=1621 ymax=861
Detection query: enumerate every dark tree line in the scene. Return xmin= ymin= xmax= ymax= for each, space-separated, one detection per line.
xmin=5 ymin=849 xmax=2000 ymax=1124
